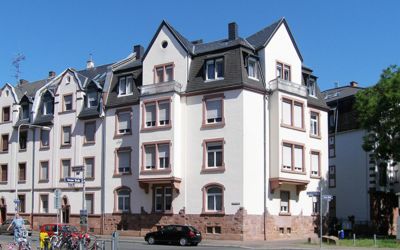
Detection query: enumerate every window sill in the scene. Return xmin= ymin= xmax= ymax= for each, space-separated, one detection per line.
xmin=310 ymin=134 xmax=321 ymax=140
xmin=83 ymin=141 xmax=95 ymax=146
xmin=201 ymin=211 xmax=225 ymax=216
xmin=18 ymin=149 xmax=27 ymax=153
xmin=279 ymin=212 xmax=291 ymax=216
xmin=113 ymin=172 xmax=132 ymax=177
xmin=0 ymin=151 xmax=9 ymax=154
xmin=204 ymin=78 xmax=224 ymax=83
xmin=38 ymin=180 xmax=49 ymax=183
xmin=310 ymin=175 xmax=321 ymax=179
xmin=201 ymin=122 xmax=225 ymax=130
xmin=60 ymin=144 xmax=72 ymax=149
xmin=0 ymin=181 xmax=7 ymax=185
xmin=39 ymin=146 xmax=50 ymax=151
xmin=117 ymin=93 xmax=134 ymax=98
xmin=140 ymin=169 xmax=172 ymax=175
xmin=140 ymin=125 xmax=172 ymax=132
xmin=58 ymin=110 xmax=76 ymax=115
xmin=85 ymin=177 xmax=95 ymax=181
xmin=113 ymin=132 xmax=132 ymax=139
xmin=248 ymin=76 xmax=259 ymax=81
xmin=281 ymin=169 xmax=306 ymax=175
xmin=18 ymin=180 xmax=26 ymax=184
xmin=280 ymin=124 xmax=306 ymax=132
xmin=201 ymin=167 xmax=225 ymax=174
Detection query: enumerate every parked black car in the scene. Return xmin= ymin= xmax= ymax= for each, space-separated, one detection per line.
xmin=144 ymin=225 xmax=202 ymax=246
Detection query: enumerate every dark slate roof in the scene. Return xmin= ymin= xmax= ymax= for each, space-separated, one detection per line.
xmin=113 ymin=59 xmax=141 ymax=73
xmin=186 ymin=47 xmax=265 ymax=94
xmin=322 ymin=86 xmax=365 ymax=103
xmin=33 ymin=114 xmax=54 ymax=125
xmin=78 ymin=64 xmax=111 ymax=88
xmin=13 ymin=118 xmax=30 ymax=128
xmin=307 ymin=84 xmax=329 ymax=110
xmin=194 ymin=38 xmax=254 ymax=55
xmin=105 ymin=63 xmax=142 ymax=108
xmin=78 ymin=107 xmax=101 ymax=120
xmin=246 ymin=18 xmax=282 ymax=50
xmin=14 ymin=79 xmax=48 ymax=99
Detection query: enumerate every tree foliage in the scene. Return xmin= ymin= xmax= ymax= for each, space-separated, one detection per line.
xmin=355 ymin=65 xmax=400 ymax=164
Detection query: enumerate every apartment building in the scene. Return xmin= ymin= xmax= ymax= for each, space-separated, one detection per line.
xmin=0 ymin=18 xmax=328 ymax=240
xmin=323 ymin=83 xmax=399 ymax=235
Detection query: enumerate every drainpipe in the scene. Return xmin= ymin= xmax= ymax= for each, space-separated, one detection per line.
xmin=30 ymin=128 xmax=36 ymax=226
xmin=100 ymin=115 xmax=106 ymax=234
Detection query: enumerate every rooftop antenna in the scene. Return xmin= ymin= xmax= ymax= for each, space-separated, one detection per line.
xmin=12 ymin=53 xmax=26 ymax=82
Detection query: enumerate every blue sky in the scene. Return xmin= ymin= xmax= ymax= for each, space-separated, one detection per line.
xmin=0 ymin=0 xmax=399 ymax=91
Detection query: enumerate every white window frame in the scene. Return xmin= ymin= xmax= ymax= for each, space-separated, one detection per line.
xmin=310 ymin=151 xmax=320 ymax=176
xmin=87 ymin=91 xmax=98 ymax=108
xmin=117 ymin=111 xmax=131 ymax=134
xmin=310 ymin=112 xmax=319 ymax=136
xmin=117 ymin=189 xmax=130 ymax=212
xmin=276 ymin=62 xmax=291 ymax=81
xmin=308 ymin=79 xmax=316 ymax=97
xmin=118 ymin=75 xmax=134 ymax=97
xmin=248 ymin=57 xmax=258 ymax=80
xmin=280 ymin=191 xmax=290 ymax=213
xmin=154 ymin=186 xmax=172 ymax=212
xmin=205 ymin=58 xmax=224 ymax=81
xmin=206 ymin=187 xmax=223 ymax=212
xmin=206 ymin=141 xmax=223 ymax=168
xmin=144 ymin=100 xmax=171 ymax=129
xmin=40 ymin=194 xmax=49 ymax=213
xmin=205 ymin=98 xmax=223 ymax=124
xmin=117 ymin=150 xmax=131 ymax=174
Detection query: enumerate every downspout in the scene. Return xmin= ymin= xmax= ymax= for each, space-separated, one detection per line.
xmin=100 ymin=105 xmax=106 ymax=234
xmin=30 ymin=128 xmax=36 ymax=226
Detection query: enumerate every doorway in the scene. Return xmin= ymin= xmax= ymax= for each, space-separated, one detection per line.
xmin=62 ymin=196 xmax=70 ymax=224
xmin=0 ymin=198 xmax=6 ymax=224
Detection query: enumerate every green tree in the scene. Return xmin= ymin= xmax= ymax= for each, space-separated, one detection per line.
xmin=355 ymin=65 xmax=400 ymax=164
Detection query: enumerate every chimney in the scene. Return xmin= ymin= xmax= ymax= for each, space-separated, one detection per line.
xmin=48 ymin=71 xmax=56 ymax=78
xmin=86 ymin=54 xmax=95 ymax=69
xmin=228 ymin=22 xmax=238 ymax=40
xmin=350 ymin=81 xmax=358 ymax=87
xmin=133 ymin=45 xmax=144 ymax=60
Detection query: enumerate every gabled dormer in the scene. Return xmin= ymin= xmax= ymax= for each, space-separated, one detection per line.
xmin=19 ymin=95 xmax=32 ymax=120
xmin=40 ymin=90 xmax=54 ymax=116
xmin=78 ymin=80 xmax=103 ymax=120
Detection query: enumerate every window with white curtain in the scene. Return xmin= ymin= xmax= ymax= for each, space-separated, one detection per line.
xmin=281 ymin=98 xmax=303 ymax=129
xmin=248 ymin=57 xmax=258 ymax=79
xmin=118 ymin=75 xmax=133 ymax=96
xmin=282 ymin=143 xmax=303 ymax=172
xmin=144 ymin=100 xmax=171 ymax=128
xmin=293 ymin=103 xmax=303 ymax=128
xmin=158 ymin=101 xmax=170 ymax=126
xmin=282 ymin=143 xmax=292 ymax=170
xmin=294 ymin=145 xmax=303 ymax=171
xmin=118 ymin=112 xmax=131 ymax=134
xmin=85 ymin=158 xmax=94 ymax=178
xmin=280 ymin=191 xmax=289 ymax=213
xmin=158 ymin=144 xmax=170 ymax=169
xmin=206 ymin=58 xmax=224 ymax=81
xmin=145 ymin=103 xmax=156 ymax=127
xmin=311 ymin=151 xmax=320 ymax=176
xmin=282 ymin=100 xmax=292 ymax=125
xmin=206 ymin=187 xmax=223 ymax=211
xmin=145 ymin=145 xmax=156 ymax=169
xmin=310 ymin=112 xmax=319 ymax=136
xmin=205 ymin=99 xmax=222 ymax=124
xmin=117 ymin=150 xmax=130 ymax=173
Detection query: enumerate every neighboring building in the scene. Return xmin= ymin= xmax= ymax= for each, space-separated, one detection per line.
xmin=0 ymin=18 xmax=328 ymax=240
xmin=323 ymin=82 xmax=399 ymax=235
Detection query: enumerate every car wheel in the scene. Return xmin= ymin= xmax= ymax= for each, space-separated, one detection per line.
xmin=147 ymin=236 xmax=155 ymax=245
xmin=179 ymin=237 xmax=188 ymax=246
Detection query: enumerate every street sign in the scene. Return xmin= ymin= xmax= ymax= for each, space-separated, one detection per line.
xmin=322 ymin=194 xmax=333 ymax=200
xmin=307 ymin=191 xmax=320 ymax=197
xmin=64 ymin=177 xmax=83 ymax=183
xmin=72 ymin=166 xmax=84 ymax=172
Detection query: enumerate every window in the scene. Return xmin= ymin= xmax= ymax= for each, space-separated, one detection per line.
xmin=40 ymin=161 xmax=49 ymax=181
xmin=118 ymin=75 xmax=134 ymax=96
xmin=204 ymin=98 xmax=223 ymax=125
xmin=62 ymin=126 xmax=71 ymax=146
xmin=40 ymin=128 xmax=50 ymax=148
xmin=154 ymin=64 xmax=174 ymax=83
xmin=281 ymin=98 xmax=304 ymax=129
xmin=310 ymin=151 xmax=320 ymax=177
xmin=206 ymin=186 xmax=223 ymax=212
xmin=61 ymin=159 xmax=71 ymax=179
xmin=310 ymin=112 xmax=320 ymax=137
xmin=18 ymin=163 xmax=26 ymax=182
xmin=143 ymin=100 xmax=171 ymax=129
xmin=19 ymin=130 xmax=27 ymax=150
xmin=21 ymin=104 xmax=29 ymax=119
xmin=154 ymin=186 xmax=172 ymax=212
xmin=276 ymin=62 xmax=291 ymax=81
xmin=143 ymin=143 xmax=170 ymax=171
xmin=87 ymin=91 xmax=98 ymax=108
xmin=206 ymin=141 xmax=223 ymax=168
xmin=1 ymin=134 xmax=8 ymax=152
xmin=84 ymin=121 xmax=96 ymax=143
xmin=207 ymin=226 xmax=222 ymax=234
xmin=40 ymin=195 xmax=49 ymax=213
xmin=329 ymin=165 xmax=336 ymax=188
xmin=282 ymin=142 xmax=304 ymax=172
xmin=247 ymin=57 xmax=258 ymax=79
xmin=117 ymin=189 xmax=130 ymax=212
xmin=0 ymin=164 xmax=7 ymax=182
xmin=63 ymin=95 xmax=73 ymax=111
xmin=85 ymin=194 xmax=94 ymax=214
xmin=117 ymin=148 xmax=131 ymax=174
xmin=84 ymin=158 xmax=94 ymax=179
xmin=280 ymin=191 xmax=290 ymax=213
xmin=307 ymin=79 xmax=316 ymax=97
xmin=312 ymin=197 xmax=319 ymax=214
xmin=206 ymin=58 xmax=224 ymax=81
xmin=329 ymin=136 xmax=335 ymax=158
xmin=117 ymin=111 xmax=131 ymax=134
xmin=18 ymin=195 xmax=25 ymax=213
xmin=2 ymin=107 xmax=10 ymax=122
xmin=43 ymin=97 xmax=54 ymax=115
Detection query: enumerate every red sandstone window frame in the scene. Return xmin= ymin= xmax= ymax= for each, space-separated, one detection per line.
xmin=201 ymin=138 xmax=225 ymax=174
xmin=60 ymin=125 xmax=72 ymax=147
xmin=115 ymin=108 xmax=133 ymax=137
xmin=201 ymin=183 xmax=225 ymax=215
xmin=39 ymin=194 xmax=49 ymax=213
xmin=0 ymin=164 xmax=7 ymax=183
xmin=202 ymin=94 xmax=225 ymax=129
xmin=279 ymin=190 xmax=290 ymax=215
xmin=281 ymin=96 xmax=305 ymax=131
xmin=84 ymin=157 xmax=95 ymax=180
xmin=39 ymin=160 xmax=49 ymax=182
xmin=153 ymin=62 xmax=175 ymax=84
xmin=40 ymin=128 xmax=50 ymax=150
xmin=113 ymin=186 xmax=131 ymax=213
xmin=2 ymin=106 xmax=10 ymax=123
xmin=114 ymin=147 xmax=132 ymax=176
xmin=281 ymin=140 xmax=306 ymax=174
xmin=18 ymin=162 xmax=26 ymax=183
xmin=84 ymin=120 xmax=96 ymax=144
xmin=141 ymin=97 xmax=172 ymax=131
xmin=1 ymin=134 xmax=9 ymax=152
xmin=141 ymin=140 xmax=172 ymax=174
xmin=152 ymin=185 xmax=173 ymax=214
xmin=309 ymin=109 xmax=321 ymax=139
xmin=310 ymin=150 xmax=321 ymax=178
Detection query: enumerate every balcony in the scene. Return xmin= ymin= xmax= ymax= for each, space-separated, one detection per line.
xmin=269 ymin=177 xmax=309 ymax=195
xmin=140 ymin=81 xmax=182 ymax=96
xmin=138 ymin=176 xmax=182 ymax=193
xmin=269 ymin=78 xmax=307 ymax=97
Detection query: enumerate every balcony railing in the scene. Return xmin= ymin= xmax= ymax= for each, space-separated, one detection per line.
xmin=269 ymin=78 xmax=307 ymax=97
xmin=140 ymin=81 xmax=182 ymax=96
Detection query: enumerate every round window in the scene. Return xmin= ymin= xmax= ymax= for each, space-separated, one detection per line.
xmin=161 ymin=40 xmax=168 ymax=48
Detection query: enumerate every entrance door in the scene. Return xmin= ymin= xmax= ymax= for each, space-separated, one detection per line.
xmin=62 ymin=205 xmax=70 ymax=223
xmin=0 ymin=206 xmax=6 ymax=224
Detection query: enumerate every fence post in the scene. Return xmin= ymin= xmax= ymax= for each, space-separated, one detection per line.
xmin=374 ymin=234 xmax=376 ymax=247
xmin=353 ymin=233 xmax=356 ymax=246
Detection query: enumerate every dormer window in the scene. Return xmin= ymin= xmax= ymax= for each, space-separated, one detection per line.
xmin=42 ymin=94 xmax=54 ymax=115
xmin=206 ymin=58 xmax=224 ymax=81
xmin=118 ymin=75 xmax=133 ymax=96
xmin=247 ymin=57 xmax=258 ymax=80
xmin=307 ymin=79 xmax=316 ymax=97
xmin=21 ymin=104 xmax=29 ymax=119
xmin=87 ymin=91 xmax=98 ymax=108
xmin=154 ymin=64 xmax=174 ymax=83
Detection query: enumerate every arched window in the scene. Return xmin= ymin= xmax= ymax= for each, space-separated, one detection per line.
xmin=115 ymin=187 xmax=131 ymax=212
xmin=202 ymin=183 xmax=224 ymax=213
